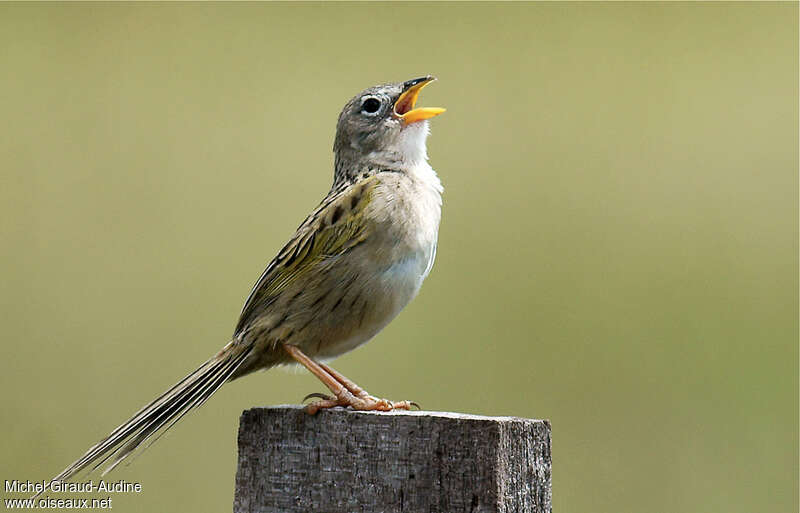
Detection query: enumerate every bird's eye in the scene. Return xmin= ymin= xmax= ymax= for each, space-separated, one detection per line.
xmin=361 ymin=97 xmax=381 ymax=115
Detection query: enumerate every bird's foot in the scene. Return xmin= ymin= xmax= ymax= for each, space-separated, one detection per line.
xmin=302 ymin=391 xmax=416 ymax=415
xmin=282 ymin=344 xmax=420 ymax=415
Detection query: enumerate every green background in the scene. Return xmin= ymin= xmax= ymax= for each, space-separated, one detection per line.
xmin=1 ymin=3 xmax=796 ymax=512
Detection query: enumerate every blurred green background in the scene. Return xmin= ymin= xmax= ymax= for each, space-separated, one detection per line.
xmin=1 ymin=3 xmax=796 ymax=512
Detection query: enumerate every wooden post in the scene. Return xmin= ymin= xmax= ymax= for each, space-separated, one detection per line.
xmin=233 ymin=406 xmax=551 ymax=513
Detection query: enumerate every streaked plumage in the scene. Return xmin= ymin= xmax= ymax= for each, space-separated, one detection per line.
xmin=43 ymin=76 xmax=445 ymax=487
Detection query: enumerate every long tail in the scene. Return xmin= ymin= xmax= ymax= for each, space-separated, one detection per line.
xmin=43 ymin=341 xmax=252 ymax=489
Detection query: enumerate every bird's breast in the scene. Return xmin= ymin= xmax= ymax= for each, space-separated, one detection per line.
xmin=368 ymin=164 xmax=442 ymax=261
xmin=312 ymin=167 xmax=442 ymax=359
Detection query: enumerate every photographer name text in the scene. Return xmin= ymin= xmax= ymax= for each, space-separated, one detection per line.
xmin=5 ymin=479 xmax=142 ymax=494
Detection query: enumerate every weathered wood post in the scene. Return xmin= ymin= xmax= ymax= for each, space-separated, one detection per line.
xmin=233 ymin=406 xmax=551 ymax=513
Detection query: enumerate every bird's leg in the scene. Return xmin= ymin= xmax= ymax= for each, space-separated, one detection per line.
xmin=320 ymin=362 xmax=420 ymax=410
xmin=319 ymin=362 xmax=370 ymax=399
xmin=282 ymin=343 xmax=415 ymax=415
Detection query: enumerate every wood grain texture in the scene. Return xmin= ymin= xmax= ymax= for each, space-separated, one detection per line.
xmin=233 ymin=406 xmax=551 ymax=513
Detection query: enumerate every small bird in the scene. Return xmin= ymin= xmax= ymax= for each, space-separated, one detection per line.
xmin=46 ymin=76 xmax=446 ymax=482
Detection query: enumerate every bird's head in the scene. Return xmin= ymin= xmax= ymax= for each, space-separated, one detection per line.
xmin=333 ymin=76 xmax=445 ymax=180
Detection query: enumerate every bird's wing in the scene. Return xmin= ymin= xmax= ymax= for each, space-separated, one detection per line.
xmin=234 ymin=176 xmax=380 ymax=336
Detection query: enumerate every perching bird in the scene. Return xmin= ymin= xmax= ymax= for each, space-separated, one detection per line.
xmin=46 ymin=76 xmax=446 ymax=483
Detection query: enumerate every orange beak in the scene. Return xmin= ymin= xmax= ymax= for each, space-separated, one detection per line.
xmin=393 ymin=76 xmax=446 ymax=125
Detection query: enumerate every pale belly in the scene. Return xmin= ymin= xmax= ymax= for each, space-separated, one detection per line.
xmin=315 ymin=246 xmax=435 ymax=359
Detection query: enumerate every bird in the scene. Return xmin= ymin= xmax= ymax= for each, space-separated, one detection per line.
xmin=44 ymin=76 xmax=446 ymax=484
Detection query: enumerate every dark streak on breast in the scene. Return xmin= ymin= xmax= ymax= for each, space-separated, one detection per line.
xmin=311 ymin=291 xmax=329 ymax=308
xmin=330 ymin=294 xmax=344 ymax=313
xmin=350 ymin=190 xmax=361 ymax=210
xmin=286 ymin=289 xmax=303 ymax=306
xmin=330 ymin=205 xmax=344 ymax=225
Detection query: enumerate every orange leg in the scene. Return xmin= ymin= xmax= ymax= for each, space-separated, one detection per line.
xmin=319 ymin=362 xmax=371 ymax=399
xmin=282 ymin=344 xmax=415 ymax=415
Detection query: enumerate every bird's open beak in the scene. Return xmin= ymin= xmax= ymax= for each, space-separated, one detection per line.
xmin=393 ymin=76 xmax=446 ymax=125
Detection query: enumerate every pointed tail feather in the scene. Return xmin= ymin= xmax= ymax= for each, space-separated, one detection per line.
xmin=40 ymin=341 xmax=252 ymax=493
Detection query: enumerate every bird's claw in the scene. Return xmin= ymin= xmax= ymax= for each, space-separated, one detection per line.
xmin=302 ymin=392 xmax=334 ymax=403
